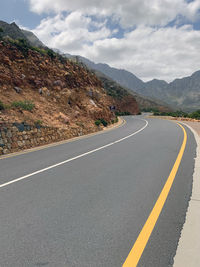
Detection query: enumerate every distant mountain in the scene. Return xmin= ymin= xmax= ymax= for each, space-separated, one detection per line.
xmin=78 ymin=56 xmax=145 ymax=91
xmin=65 ymin=54 xmax=171 ymax=111
xmin=95 ymin=71 xmax=171 ymax=112
xmin=139 ymin=72 xmax=200 ymax=111
xmin=0 ymin=21 xmax=45 ymax=48
xmin=21 ymin=29 xmax=45 ymax=48
xmin=66 ymin=55 xmax=199 ymax=111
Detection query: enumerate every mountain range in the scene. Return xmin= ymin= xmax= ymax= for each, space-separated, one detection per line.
xmin=0 ymin=20 xmax=199 ymax=112
xmin=72 ymin=56 xmax=200 ymax=111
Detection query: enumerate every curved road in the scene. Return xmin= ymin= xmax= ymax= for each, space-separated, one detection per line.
xmin=0 ymin=116 xmax=196 ymax=266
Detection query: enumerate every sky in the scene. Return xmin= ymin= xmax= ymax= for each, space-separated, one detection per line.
xmin=1 ymin=0 xmax=200 ymax=82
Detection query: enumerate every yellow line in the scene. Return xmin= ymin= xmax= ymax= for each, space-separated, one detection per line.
xmin=123 ymin=123 xmax=187 ymax=267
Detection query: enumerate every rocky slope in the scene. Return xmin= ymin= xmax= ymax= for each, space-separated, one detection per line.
xmin=0 ymin=40 xmax=139 ymax=133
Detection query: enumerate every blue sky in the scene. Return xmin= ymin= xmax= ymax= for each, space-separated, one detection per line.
xmin=1 ymin=0 xmax=200 ymax=82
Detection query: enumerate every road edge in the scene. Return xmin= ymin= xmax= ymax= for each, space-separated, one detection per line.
xmin=0 ymin=117 xmax=125 ymax=160
xmin=173 ymin=122 xmax=200 ymax=267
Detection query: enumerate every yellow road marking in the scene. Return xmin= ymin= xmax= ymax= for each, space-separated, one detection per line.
xmin=123 ymin=123 xmax=187 ymax=267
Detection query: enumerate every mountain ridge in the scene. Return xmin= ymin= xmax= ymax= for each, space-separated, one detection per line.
xmin=67 ymin=55 xmax=200 ymax=111
xmin=1 ymin=20 xmax=199 ymax=112
xmin=0 ymin=20 xmax=45 ymax=48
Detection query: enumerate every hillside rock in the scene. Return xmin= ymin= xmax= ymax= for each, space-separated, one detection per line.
xmin=0 ymin=40 xmax=139 ymax=132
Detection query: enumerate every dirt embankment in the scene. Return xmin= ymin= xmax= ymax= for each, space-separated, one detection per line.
xmin=0 ymin=41 xmax=139 ymax=133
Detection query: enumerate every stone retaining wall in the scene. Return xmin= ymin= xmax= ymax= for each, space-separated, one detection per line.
xmin=0 ymin=122 xmax=97 ymax=156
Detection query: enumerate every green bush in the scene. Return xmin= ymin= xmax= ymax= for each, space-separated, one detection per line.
xmin=115 ymin=111 xmax=132 ymax=116
xmin=15 ymin=38 xmax=30 ymax=57
xmin=95 ymin=120 xmax=101 ymax=126
xmin=11 ymin=100 xmax=35 ymax=111
xmin=34 ymin=120 xmax=43 ymax=126
xmin=0 ymin=100 xmax=5 ymax=110
xmin=95 ymin=118 xmax=108 ymax=127
xmin=153 ymin=110 xmax=188 ymax=117
xmin=31 ymin=46 xmax=46 ymax=55
xmin=189 ymin=110 xmax=200 ymax=119
xmin=47 ymin=49 xmax=56 ymax=59
xmin=99 ymin=118 xmax=108 ymax=127
xmin=153 ymin=109 xmax=200 ymax=120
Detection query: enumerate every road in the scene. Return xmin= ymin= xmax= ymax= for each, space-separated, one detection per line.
xmin=0 ymin=116 xmax=196 ymax=266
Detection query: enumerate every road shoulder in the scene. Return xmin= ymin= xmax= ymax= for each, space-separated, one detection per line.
xmin=174 ymin=122 xmax=200 ymax=267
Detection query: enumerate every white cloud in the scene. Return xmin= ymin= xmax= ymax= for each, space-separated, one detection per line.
xmin=29 ymin=0 xmax=200 ymax=27
xmin=33 ymin=12 xmax=113 ymax=52
xmin=84 ymin=25 xmax=200 ymax=82
xmin=30 ymin=1 xmax=200 ymax=82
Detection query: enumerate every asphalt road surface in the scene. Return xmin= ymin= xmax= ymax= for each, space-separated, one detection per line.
xmin=0 ymin=116 xmax=196 ymax=267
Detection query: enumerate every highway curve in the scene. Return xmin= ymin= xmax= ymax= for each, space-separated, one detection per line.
xmin=0 ymin=116 xmax=196 ymax=266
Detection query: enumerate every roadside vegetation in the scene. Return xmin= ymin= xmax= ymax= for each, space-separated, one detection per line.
xmin=115 ymin=111 xmax=132 ymax=116
xmin=0 ymin=100 xmax=35 ymax=111
xmin=95 ymin=118 xmax=108 ymax=127
xmin=153 ymin=110 xmax=200 ymax=120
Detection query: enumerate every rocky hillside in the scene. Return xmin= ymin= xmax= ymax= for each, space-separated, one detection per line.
xmin=0 ymin=39 xmax=139 ymax=132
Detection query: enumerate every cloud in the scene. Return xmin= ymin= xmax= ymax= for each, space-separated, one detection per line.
xmin=86 ymin=25 xmax=200 ymax=82
xmin=33 ymin=12 xmax=113 ymax=52
xmin=30 ymin=1 xmax=200 ymax=82
xmin=29 ymin=0 xmax=200 ymax=27
xmin=33 ymin=12 xmax=200 ymax=82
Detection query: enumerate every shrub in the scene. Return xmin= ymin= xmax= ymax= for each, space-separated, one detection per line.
xmin=31 ymin=46 xmax=46 ymax=55
xmin=15 ymin=38 xmax=30 ymax=57
xmin=47 ymin=49 xmax=56 ymax=59
xmin=34 ymin=120 xmax=43 ymax=127
xmin=99 ymin=118 xmax=108 ymax=127
xmin=95 ymin=119 xmax=108 ymax=127
xmin=0 ymin=100 xmax=5 ymax=110
xmin=11 ymin=100 xmax=35 ymax=111
xmin=115 ymin=111 xmax=132 ymax=116
xmin=95 ymin=120 xmax=101 ymax=126
xmin=189 ymin=110 xmax=200 ymax=120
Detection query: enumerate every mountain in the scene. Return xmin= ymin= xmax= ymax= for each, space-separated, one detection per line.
xmin=65 ymin=55 xmax=171 ymax=111
xmin=0 ymin=21 xmax=45 ymax=47
xmin=68 ymin=55 xmax=199 ymax=111
xmin=139 ymin=73 xmax=200 ymax=111
xmin=21 ymin=29 xmax=45 ymax=48
xmin=0 ymin=35 xmax=139 ymax=131
xmin=78 ymin=56 xmax=145 ymax=91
